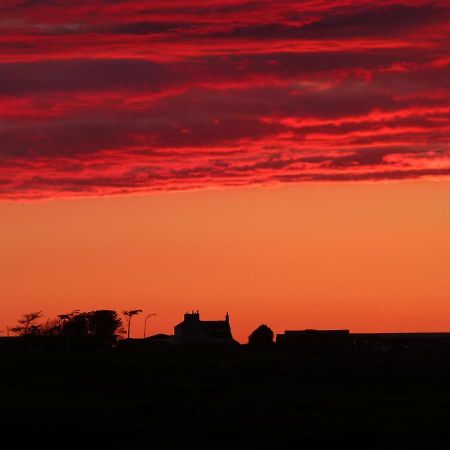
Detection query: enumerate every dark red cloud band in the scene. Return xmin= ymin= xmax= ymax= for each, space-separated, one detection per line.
xmin=1 ymin=0 xmax=449 ymax=199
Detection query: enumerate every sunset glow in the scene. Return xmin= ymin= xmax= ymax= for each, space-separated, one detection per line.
xmin=1 ymin=1 xmax=450 ymax=341
xmin=2 ymin=182 xmax=450 ymax=341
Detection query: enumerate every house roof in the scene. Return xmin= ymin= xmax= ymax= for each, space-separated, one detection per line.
xmin=175 ymin=319 xmax=230 ymax=329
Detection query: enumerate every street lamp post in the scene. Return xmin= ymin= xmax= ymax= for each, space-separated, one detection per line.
xmin=144 ymin=313 xmax=157 ymax=338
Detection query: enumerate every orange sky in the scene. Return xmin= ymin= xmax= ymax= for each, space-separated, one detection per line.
xmin=1 ymin=181 xmax=450 ymax=342
xmin=1 ymin=1 xmax=449 ymax=343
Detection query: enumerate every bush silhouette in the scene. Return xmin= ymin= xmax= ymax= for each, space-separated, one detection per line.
xmin=248 ymin=324 xmax=274 ymax=347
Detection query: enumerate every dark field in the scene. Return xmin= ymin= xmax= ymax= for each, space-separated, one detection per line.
xmin=2 ymin=347 xmax=450 ymax=444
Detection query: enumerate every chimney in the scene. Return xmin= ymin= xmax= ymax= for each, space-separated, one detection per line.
xmin=184 ymin=310 xmax=200 ymax=322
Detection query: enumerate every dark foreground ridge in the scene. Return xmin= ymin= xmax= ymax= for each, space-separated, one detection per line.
xmin=2 ymin=344 xmax=450 ymax=445
xmin=3 ymin=310 xmax=450 ymax=444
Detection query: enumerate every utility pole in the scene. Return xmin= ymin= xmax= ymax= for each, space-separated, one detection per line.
xmin=144 ymin=313 xmax=157 ymax=338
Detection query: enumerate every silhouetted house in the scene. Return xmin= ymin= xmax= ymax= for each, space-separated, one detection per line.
xmin=276 ymin=329 xmax=350 ymax=351
xmin=174 ymin=311 xmax=237 ymax=345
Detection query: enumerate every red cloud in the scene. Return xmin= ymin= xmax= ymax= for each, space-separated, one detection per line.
xmin=0 ymin=0 xmax=449 ymax=200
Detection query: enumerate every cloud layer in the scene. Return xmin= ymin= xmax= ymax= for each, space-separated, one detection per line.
xmin=1 ymin=0 xmax=449 ymax=199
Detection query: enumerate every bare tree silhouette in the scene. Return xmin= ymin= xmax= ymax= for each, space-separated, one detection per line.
xmin=11 ymin=311 xmax=43 ymax=336
xmin=123 ymin=310 xmax=142 ymax=339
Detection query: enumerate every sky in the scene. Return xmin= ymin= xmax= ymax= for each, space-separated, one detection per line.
xmin=1 ymin=1 xmax=449 ymax=340
xmin=2 ymin=182 xmax=450 ymax=341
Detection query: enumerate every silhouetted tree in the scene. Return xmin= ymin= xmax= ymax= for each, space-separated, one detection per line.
xmin=89 ymin=310 xmax=123 ymax=344
xmin=248 ymin=324 xmax=274 ymax=347
xmin=61 ymin=312 xmax=90 ymax=337
xmin=11 ymin=311 xmax=43 ymax=336
xmin=58 ymin=310 xmax=80 ymax=324
xmin=123 ymin=309 xmax=142 ymax=339
xmin=41 ymin=318 xmax=61 ymax=336
xmin=60 ymin=310 xmax=123 ymax=344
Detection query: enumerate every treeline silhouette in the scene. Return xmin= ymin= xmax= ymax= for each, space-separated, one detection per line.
xmin=6 ymin=309 xmax=275 ymax=348
xmin=7 ymin=309 xmax=450 ymax=356
xmin=7 ymin=310 xmax=124 ymax=349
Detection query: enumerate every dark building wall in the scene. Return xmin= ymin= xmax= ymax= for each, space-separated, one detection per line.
xmin=276 ymin=329 xmax=351 ymax=350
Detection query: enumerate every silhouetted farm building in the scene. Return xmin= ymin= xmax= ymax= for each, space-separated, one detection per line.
xmin=352 ymin=332 xmax=450 ymax=352
xmin=276 ymin=329 xmax=351 ymax=351
xmin=275 ymin=330 xmax=450 ymax=353
xmin=174 ymin=311 xmax=237 ymax=345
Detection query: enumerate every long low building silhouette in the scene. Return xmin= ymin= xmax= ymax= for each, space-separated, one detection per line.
xmin=351 ymin=332 xmax=450 ymax=351
xmin=276 ymin=329 xmax=450 ymax=352
xmin=276 ymin=329 xmax=351 ymax=350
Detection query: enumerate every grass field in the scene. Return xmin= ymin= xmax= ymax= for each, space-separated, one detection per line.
xmin=1 ymin=346 xmax=450 ymax=443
